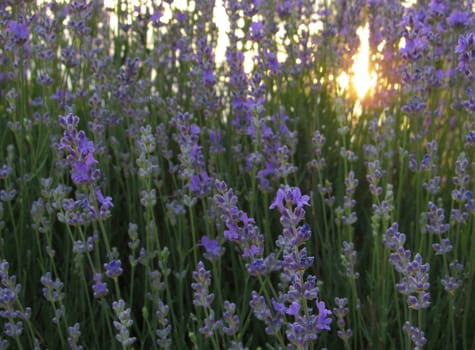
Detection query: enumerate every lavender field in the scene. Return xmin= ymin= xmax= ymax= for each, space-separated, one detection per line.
xmin=1 ymin=0 xmax=474 ymax=349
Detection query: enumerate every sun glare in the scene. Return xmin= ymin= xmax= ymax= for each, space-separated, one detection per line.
xmin=352 ymin=24 xmax=377 ymax=99
xmin=336 ymin=72 xmax=349 ymax=94
xmin=336 ymin=23 xmax=378 ymax=100
xmin=402 ymin=0 xmax=418 ymax=7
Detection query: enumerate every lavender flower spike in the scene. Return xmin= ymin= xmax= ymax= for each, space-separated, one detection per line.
xmin=112 ymin=299 xmax=136 ymax=348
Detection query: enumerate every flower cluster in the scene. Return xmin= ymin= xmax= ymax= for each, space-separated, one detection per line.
xmin=56 ymin=114 xmax=113 ymax=223
xmin=254 ymin=111 xmax=298 ymax=191
xmin=384 ymin=223 xmax=431 ymax=311
xmin=6 ymin=20 xmax=29 ymax=50
xmin=403 ymin=321 xmax=427 ymax=350
xmin=198 ymin=235 xmax=225 ymax=262
xmin=92 ymin=273 xmax=108 ymax=299
xmin=423 ymin=201 xmax=450 ymax=235
xmin=104 ymin=259 xmax=123 ymax=279
xmin=112 ymin=299 xmax=136 ymax=348
xmin=58 ymin=113 xmax=100 ymax=186
xmin=155 ymin=299 xmax=172 ymax=349
xmin=67 ymin=322 xmax=83 ymax=350
xmin=248 ymin=186 xmax=332 ymax=348
xmin=214 ymin=180 xmax=275 ymax=276
xmin=308 ymin=130 xmax=326 ymax=171
xmin=171 ymin=113 xmax=208 ymax=191
xmin=192 ymin=261 xmax=214 ymax=309
xmin=333 ymin=297 xmax=352 ymax=343
xmin=335 ymin=170 xmax=358 ymax=226
xmin=40 ymin=272 xmax=64 ymax=303
xmin=456 ymin=33 xmax=475 ymax=81
xmin=451 ymin=152 xmax=473 ymax=222
xmin=191 ymin=261 xmax=244 ymax=347
xmin=0 ymin=260 xmax=31 ymax=341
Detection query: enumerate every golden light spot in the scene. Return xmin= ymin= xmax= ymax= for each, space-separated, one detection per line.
xmin=336 ymin=72 xmax=349 ymax=93
xmin=337 ymin=24 xmax=377 ymax=100
xmin=353 ymin=100 xmax=363 ymax=118
xmin=244 ymin=50 xmax=255 ymax=74
xmin=351 ymin=24 xmax=377 ymax=99
xmin=399 ymin=37 xmax=406 ymax=50
xmin=402 ymin=0 xmax=417 ymax=8
xmin=213 ymin=0 xmax=230 ymax=63
xmin=400 ymin=115 xmax=410 ymax=130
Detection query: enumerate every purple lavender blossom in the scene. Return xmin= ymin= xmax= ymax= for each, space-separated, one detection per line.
xmin=0 ymin=165 xmax=12 ymax=179
xmin=441 ymin=275 xmax=463 ymax=294
xmin=191 ymin=261 xmax=231 ymax=339
xmin=71 ymin=138 xmax=98 ymax=184
xmin=198 ymin=236 xmax=224 ymax=262
xmin=401 ymin=254 xmax=431 ymax=310
xmin=155 ymin=300 xmax=172 ymax=348
xmin=199 ymin=309 xmax=221 ymax=337
xmin=222 ymin=300 xmax=240 ymax=336
xmin=465 ymin=130 xmax=475 ymax=147
xmin=384 ymin=224 xmax=431 ymax=310
xmin=285 ymin=300 xmax=332 ymax=348
xmin=249 ymin=291 xmax=275 ymax=328
xmin=213 ymin=181 xmax=274 ymax=276
xmin=7 ymin=20 xmax=29 ymax=44
xmin=267 ymin=186 xmax=332 ymax=346
xmin=254 ymin=111 xmax=298 ymax=190
xmin=58 ymin=114 xmax=100 ymax=185
xmin=342 ymin=241 xmax=360 ymax=279
xmin=104 ymin=259 xmax=123 ymax=279
xmin=4 ymin=321 xmax=23 ymax=337
xmin=67 ymin=322 xmax=83 ymax=350
xmin=112 ymin=299 xmax=136 ymax=347
xmin=95 ymin=188 xmax=113 ymax=219
xmin=0 ymin=189 xmax=16 ymax=202
xmin=451 ymin=151 xmax=471 ymax=222
xmin=446 ymin=10 xmax=472 ymax=29
xmin=57 ymin=196 xmax=97 ymax=226
xmin=40 ymin=272 xmax=64 ymax=303
xmin=441 ymin=261 xmax=464 ymax=294
xmin=67 ymin=0 xmax=93 ymax=35
xmin=308 ymin=130 xmax=327 ymax=171
xmin=191 ymin=261 xmax=214 ymax=308
xmin=432 ymin=238 xmax=453 ymax=255
xmin=55 ymin=114 xmax=113 ymax=226
xmin=269 ymin=186 xmax=310 ymax=212
xmin=424 ymin=202 xmax=449 ymax=235
xmin=335 ymin=170 xmax=359 ymax=226
xmin=455 ymin=33 xmax=475 ymax=80
xmin=403 ymin=321 xmax=427 ymax=349
xmin=0 ymin=260 xmax=31 ymax=337
xmin=286 ymin=301 xmax=300 ymax=316
xmin=171 ymin=112 xmax=212 ymax=198
xmin=316 ymin=300 xmax=333 ymax=331
xmin=92 ymin=273 xmax=108 ymax=298
xmin=276 ymin=0 xmax=292 ymax=19
xmin=333 ymin=297 xmax=352 ymax=342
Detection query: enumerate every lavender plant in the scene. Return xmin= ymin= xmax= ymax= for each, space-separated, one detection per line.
xmin=0 ymin=0 xmax=474 ymax=349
